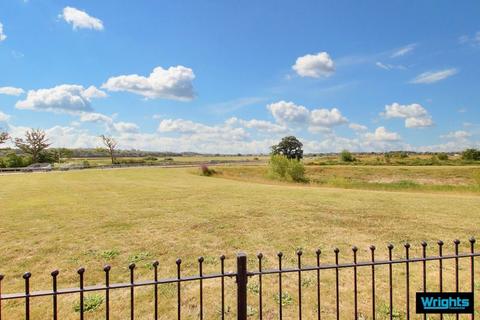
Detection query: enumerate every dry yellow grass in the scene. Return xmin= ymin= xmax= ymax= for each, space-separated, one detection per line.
xmin=0 ymin=167 xmax=479 ymax=319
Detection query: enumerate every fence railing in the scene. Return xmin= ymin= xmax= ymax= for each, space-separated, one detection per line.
xmin=0 ymin=238 xmax=478 ymax=319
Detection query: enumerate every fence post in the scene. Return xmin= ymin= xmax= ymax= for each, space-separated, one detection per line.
xmin=236 ymin=253 xmax=248 ymax=320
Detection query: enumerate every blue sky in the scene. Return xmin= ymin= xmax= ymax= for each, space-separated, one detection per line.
xmin=0 ymin=1 xmax=479 ymax=153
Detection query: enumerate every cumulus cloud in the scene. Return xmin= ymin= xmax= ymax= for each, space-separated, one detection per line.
xmin=410 ymin=68 xmax=458 ymax=84
xmin=349 ymin=123 xmax=368 ymax=132
xmin=102 ymin=66 xmax=195 ymax=101
xmin=226 ymin=117 xmax=288 ymax=133
xmin=292 ymin=52 xmax=335 ymax=78
xmin=113 ymin=122 xmax=139 ymax=134
xmin=79 ymin=112 xmax=112 ymax=123
xmin=365 ymin=126 xmax=401 ymax=142
xmin=0 ymin=22 xmax=6 ymax=42
xmin=0 ymin=86 xmax=25 ymax=96
xmin=158 ymin=118 xmax=248 ymax=142
xmin=382 ymin=102 xmax=433 ymax=128
xmin=391 ymin=44 xmax=416 ymax=58
xmin=15 ymin=84 xmax=106 ymax=113
xmin=267 ymin=100 xmax=348 ymax=131
xmin=60 ymin=7 xmax=104 ymax=31
xmin=441 ymin=130 xmax=471 ymax=139
xmin=0 ymin=111 xmax=11 ymax=122
xmin=267 ymin=101 xmax=310 ymax=124
xmin=310 ymin=108 xmax=347 ymax=127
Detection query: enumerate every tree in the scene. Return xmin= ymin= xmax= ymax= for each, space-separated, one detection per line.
xmin=340 ymin=149 xmax=354 ymax=162
xmin=100 ymin=135 xmax=118 ymax=164
xmin=271 ymin=136 xmax=303 ymax=160
xmin=50 ymin=148 xmax=74 ymax=163
xmin=14 ymin=129 xmax=51 ymax=163
xmin=0 ymin=130 xmax=9 ymax=146
xmin=462 ymin=148 xmax=480 ymax=161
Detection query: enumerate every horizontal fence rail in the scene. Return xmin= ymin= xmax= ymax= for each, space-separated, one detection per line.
xmin=0 ymin=238 xmax=478 ymax=319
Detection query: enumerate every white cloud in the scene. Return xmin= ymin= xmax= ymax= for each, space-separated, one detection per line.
xmin=158 ymin=118 xmax=249 ymax=142
xmin=16 ymin=84 xmax=106 ymax=113
xmin=102 ymin=66 xmax=195 ymax=101
xmin=310 ymin=108 xmax=347 ymax=127
xmin=0 ymin=22 xmax=7 ymax=42
xmin=441 ymin=130 xmax=471 ymax=139
xmin=375 ymin=62 xmax=406 ymax=71
xmin=267 ymin=101 xmax=310 ymax=124
xmin=113 ymin=122 xmax=139 ymax=134
xmin=79 ymin=112 xmax=112 ymax=123
xmin=391 ymin=44 xmax=416 ymax=58
xmin=0 ymin=86 xmax=24 ymax=96
xmin=411 ymin=68 xmax=458 ymax=84
xmin=365 ymin=126 xmax=401 ymax=142
xmin=405 ymin=117 xmax=433 ymax=128
xmin=267 ymin=100 xmax=348 ymax=132
xmin=382 ymin=102 xmax=433 ymax=128
xmin=0 ymin=111 xmax=11 ymax=122
xmin=349 ymin=123 xmax=368 ymax=132
xmin=226 ymin=117 xmax=288 ymax=133
xmin=459 ymin=31 xmax=480 ymax=46
xmin=60 ymin=7 xmax=104 ymax=31
xmin=292 ymin=52 xmax=335 ymax=78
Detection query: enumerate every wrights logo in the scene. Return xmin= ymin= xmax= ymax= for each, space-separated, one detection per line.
xmin=416 ymin=292 xmax=474 ymax=314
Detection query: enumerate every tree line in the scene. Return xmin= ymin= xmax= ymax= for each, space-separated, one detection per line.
xmin=0 ymin=128 xmax=120 ymax=168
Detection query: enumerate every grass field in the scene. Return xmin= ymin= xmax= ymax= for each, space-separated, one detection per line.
xmin=0 ymin=166 xmax=479 ymax=319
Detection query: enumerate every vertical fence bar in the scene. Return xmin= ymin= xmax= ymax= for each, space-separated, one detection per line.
xmin=152 ymin=261 xmax=159 ymax=320
xmin=176 ymin=259 xmax=182 ymax=320
xmin=237 ymin=253 xmax=248 ymax=320
xmin=0 ymin=274 xmax=3 ymax=320
xmin=277 ymin=252 xmax=283 ymax=320
xmin=316 ymin=249 xmax=321 ymax=320
xmin=438 ymin=240 xmax=444 ymax=320
xmin=404 ymin=243 xmax=410 ymax=320
xmin=129 ymin=263 xmax=135 ymax=320
xmin=470 ymin=237 xmax=475 ymax=320
xmin=23 ymin=272 xmax=31 ymax=320
xmin=421 ymin=241 xmax=427 ymax=320
xmin=104 ymin=265 xmax=111 ymax=320
xmin=77 ymin=268 xmax=85 ymax=320
xmin=257 ymin=253 xmax=263 ymax=320
xmin=296 ymin=250 xmax=302 ymax=320
xmin=334 ymin=248 xmax=340 ymax=320
xmin=198 ymin=257 xmax=204 ymax=320
xmin=454 ymin=239 xmax=460 ymax=320
xmin=352 ymin=246 xmax=358 ymax=320
xmin=388 ymin=244 xmax=394 ymax=320
xmin=220 ymin=255 xmax=226 ymax=320
xmin=370 ymin=245 xmax=376 ymax=320
xmin=51 ymin=270 xmax=59 ymax=320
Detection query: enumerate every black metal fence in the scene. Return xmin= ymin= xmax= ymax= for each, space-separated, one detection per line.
xmin=0 ymin=238 xmax=478 ymax=319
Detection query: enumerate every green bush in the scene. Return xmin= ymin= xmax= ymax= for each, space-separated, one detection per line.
xmin=268 ymin=155 xmax=306 ymax=182
xmin=200 ymin=165 xmax=216 ymax=176
xmin=437 ymin=153 xmax=448 ymax=161
xmin=4 ymin=152 xmax=30 ymax=168
xmin=74 ymin=294 xmax=103 ymax=313
xmin=462 ymin=148 xmax=480 ymax=161
xmin=340 ymin=150 xmax=354 ymax=162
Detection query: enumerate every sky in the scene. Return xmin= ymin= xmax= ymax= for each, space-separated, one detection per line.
xmin=0 ymin=1 xmax=479 ymax=154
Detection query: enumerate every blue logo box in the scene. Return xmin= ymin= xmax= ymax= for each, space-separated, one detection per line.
xmin=416 ymin=292 xmax=474 ymax=314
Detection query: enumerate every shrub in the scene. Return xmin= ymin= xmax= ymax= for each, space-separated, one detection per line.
xmin=82 ymin=160 xmax=90 ymax=168
xmin=200 ymin=165 xmax=216 ymax=176
xmin=4 ymin=152 xmax=28 ymax=168
xmin=268 ymin=155 xmax=306 ymax=182
xmin=462 ymin=148 xmax=480 ymax=161
xmin=340 ymin=150 xmax=354 ymax=162
xmin=436 ymin=153 xmax=448 ymax=161
xmin=144 ymin=156 xmax=158 ymax=161
xmin=74 ymin=294 xmax=103 ymax=313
